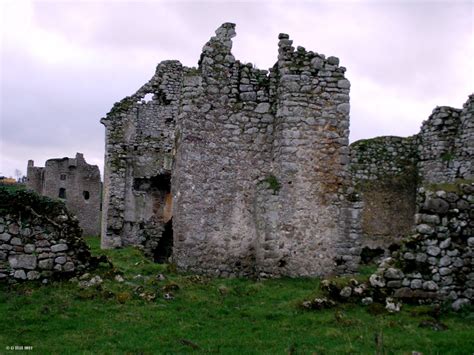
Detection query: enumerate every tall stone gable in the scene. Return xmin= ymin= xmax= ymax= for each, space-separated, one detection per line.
xmin=26 ymin=153 xmax=101 ymax=236
xmin=101 ymin=23 xmax=360 ymax=277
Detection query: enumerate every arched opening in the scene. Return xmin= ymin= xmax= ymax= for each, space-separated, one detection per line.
xmin=154 ymin=218 xmax=173 ymax=263
xmin=83 ymin=191 xmax=90 ymax=200
xmin=58 ymin=188 xmax=66 ymax=199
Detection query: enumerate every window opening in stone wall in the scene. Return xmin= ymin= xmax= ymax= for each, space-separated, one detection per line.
xmin=59 ymin=188 xmax=66 ymax=199
xmin=142 ymin=93 xmax=153 ymax=103
xmin=133 ymin=173 xmax=171 ymax=191
xmin=60 ymin=174 xmax=67 ymax=180
xmin=83 ymin=191 xmax=90 ymax=200
xmin=154 ymin=218 xmax=173 ymax=263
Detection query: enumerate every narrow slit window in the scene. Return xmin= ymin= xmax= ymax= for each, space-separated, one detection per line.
xmin=60 ymin=174 xmax=67 ymax=180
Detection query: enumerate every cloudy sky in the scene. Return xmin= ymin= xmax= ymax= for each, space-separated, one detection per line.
xmin=0 ymin=0 xmax=472 ymax=179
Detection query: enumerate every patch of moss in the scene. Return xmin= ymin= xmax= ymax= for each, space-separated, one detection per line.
xmin=440 ymin=151 xmax=455 ymax=162
xmin=0 ymin=186 xmax=67 ymax=217
xmin=256 ymin=74 xmax=270 ymax=89
xmin=185 ymin=67 xmax=200 ymax=76
xmin=355 ymin=166 xmax=419 ymax=192
xmin=261 ymin=174 xmax=281 ymax=194
xmin=424 ymin=179 xmax=474 ymax=193
xmin=107 ymin=96 xmax=135 ymax=116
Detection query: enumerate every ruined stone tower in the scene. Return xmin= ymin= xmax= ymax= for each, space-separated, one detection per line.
xmin=101 ymin=23 xmax=360 ymax=277
xmin=26 ymin=153 xmax=101 ymax=236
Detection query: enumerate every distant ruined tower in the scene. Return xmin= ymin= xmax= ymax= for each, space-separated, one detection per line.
xmin=26 ymin=153 xmax=102 ymax=236
xmin=101 ymin=23 xmax=361 ymax=277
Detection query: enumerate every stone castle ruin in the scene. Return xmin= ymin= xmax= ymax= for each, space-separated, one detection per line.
xmin=101 ymin=23 xmax=473 ymax=280
xmin=26 ymin=153 xmax=101 ymax=236
xmin=101 ymin=23 xmax=360 ymax=277
xmin=351 ymin=97 xmax=474 ymax=261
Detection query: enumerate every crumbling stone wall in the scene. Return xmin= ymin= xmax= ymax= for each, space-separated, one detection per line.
xmin=26 ymin=153 xmax=101 ymax=236
xmin=351 ymin=95 xmax=474 ymax=259
xmin=351 ymin=97 xmax=474 ymax=308
xmin=0 ymin=187 xmax=93 ymax=282
xmin=100 ymin=61 xmax=182 ymax=258
xmin=418 ymin=94 xmax=474 ymax=184
xmin=101 ymin=23 xmax=360 ymax=277
xmin=369 ymin=182 xmax=473 ymax=308
xmin=350 ymin=136 xmax=418 ymax=257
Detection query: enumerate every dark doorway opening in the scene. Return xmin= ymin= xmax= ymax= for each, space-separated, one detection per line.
xmin=360 ymin=246 xmax=385 ymax=264
xmin=59 ymin=188 xmax=66 ymax=199
xmin=154 ymin=218 xmax=173 ymax=263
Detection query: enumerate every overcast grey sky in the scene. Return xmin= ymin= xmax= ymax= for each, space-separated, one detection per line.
xmin=0 ymin=0 xmax=473 ymax=178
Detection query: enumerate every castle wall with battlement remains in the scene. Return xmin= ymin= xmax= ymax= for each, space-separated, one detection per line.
xmin=101 ymin=23 xmax=360 ymax=276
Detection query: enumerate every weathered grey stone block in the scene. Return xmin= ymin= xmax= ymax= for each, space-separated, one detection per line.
xmin=10 ymin=237 xmax=22 ymax=246
xmin=38 ymin=259 xmax=53 ymax=270
xmin=24 ymin=244 xmax=35 ymax=253
xmin=51 ymin=244 xmax=68 ymax=253
xmin=0 ymin=233 xmax=11 ymax=242
xmin=337 ymin=79 xmax=350 ymax=89
xmin=427 ymin=246 xmax=441 ymax=257
xmin=55 ymin=256 xmax=67 ymax=265
xmin=9 ymin=254 xmax=37 ymax=270
xmin=27 ymin=271 xmax=40 ymax=280
xmin=63 ymin=262 xmax=75 ymax=272
xmin=14 ymin=270 xmax=27 ymax=280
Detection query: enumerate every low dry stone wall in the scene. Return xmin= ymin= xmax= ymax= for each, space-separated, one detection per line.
xmin=369 ymin=182 xmax=473 ymax=309
xmin=0 ymin=187 xmax=93 ymax=282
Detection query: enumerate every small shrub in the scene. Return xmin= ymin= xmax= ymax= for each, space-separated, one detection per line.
xmin=262 ymin=174 xmax=281 ymax=194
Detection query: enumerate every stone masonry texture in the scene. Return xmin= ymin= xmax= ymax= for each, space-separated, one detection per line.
xmin=26 ymin=153 xmax=101 ymax=236
xmin=0 ymin=187 xmax=93 ymax=282
xmin=351 ymin=95 xmax=474 ymax=257
xmin=350 ymin=136 xmax=418 ymax=252
xmin=101 ymin=23 xmax=360 ymax=277
xmin=368 ymin=182 xmax=474 ymax=308
xmin=350 ymin=96 xmax=473 ymax=307
xmin=101 ymin=22 xmax=472 ymax=284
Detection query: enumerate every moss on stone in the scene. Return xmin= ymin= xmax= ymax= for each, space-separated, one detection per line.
xmin=261 ymin=174 xmax=281 ymax=194
xmin=107 ymin=97 xmax=135 ymax=116
xmin=440 ymin=151 xmax=455 ymax=162
xmin=424 ymin=179 xmax=474 ymax=193
xmin=185 ymin=67 xmax=200 ymax=76
xmin=0 ymin=185 xmax=67 ymax=217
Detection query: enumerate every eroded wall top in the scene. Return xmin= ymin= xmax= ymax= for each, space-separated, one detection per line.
xmin=101 ymin=23 xmax=359 ymax=277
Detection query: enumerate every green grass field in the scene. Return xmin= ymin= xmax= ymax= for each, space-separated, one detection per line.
xmin=0 ymin=237 xmax=473 ymax=354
